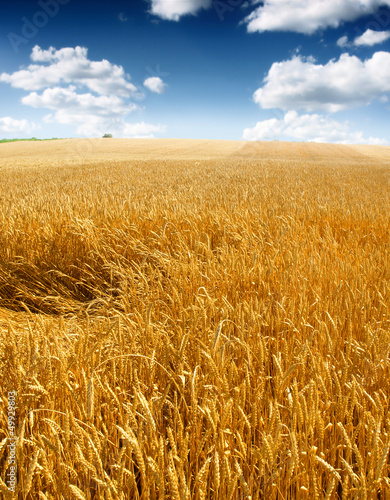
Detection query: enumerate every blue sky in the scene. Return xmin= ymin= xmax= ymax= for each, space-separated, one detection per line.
xmin=1 ymin=0 xmax=390 ymax=143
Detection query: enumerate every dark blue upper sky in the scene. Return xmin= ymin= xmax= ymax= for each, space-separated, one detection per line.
xmin=1 ymin=0 xmax=390 ymax=143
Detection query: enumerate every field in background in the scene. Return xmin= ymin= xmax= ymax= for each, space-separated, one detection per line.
xmin=0 ymin=139 xmax=390 ymax=499
xmin=0 ymin=138 xmax=61 ymax=144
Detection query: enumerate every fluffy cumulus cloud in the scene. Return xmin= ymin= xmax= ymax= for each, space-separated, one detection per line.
xmin=148 ymin=0 xmax=390 ymax=29
xmin=254 ymin=52 xmax=390 ymax=112
xmin=337 ymin=35 xmax=350 ymax=47
xmin=243 ymin=111 xmax=388 ymax=145
xmin=0 ymin=45 xmax=138 ymax=97
xmin=0 ymin=117 xmax=36 ymax=135
xmin=22 ymin=86 xmax=137 ymax=116
xmin=338 ymin=29 xmax=390 ymax=47
xmin=244 ymin=0 xmax=390 ymax=34
xmin=144 ymin=76 xmax=167 ymax=94
xmin=149 ymin=0 xmax=212 ymax=21
xmin=21 ymin=86 xmax=139 ymax=135
xmin=21 ymin=86 xmax=162 ymax=137
xmin=68 ymin=118 xmax=165 ymax=138
xmin=0 ymin=46 xmax=165 ymax=138
xmin=354 ymin=28 xmax=390 ymax=45
xmin=123 ymin=122 xmax=166 ymax=138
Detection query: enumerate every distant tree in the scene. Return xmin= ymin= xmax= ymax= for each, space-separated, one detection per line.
xmin=103 ymin=133 xmax=113 ymax=138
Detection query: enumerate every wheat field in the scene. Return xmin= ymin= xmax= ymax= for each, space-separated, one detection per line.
xmin=0 ymin=139 xmax=390 ymax=499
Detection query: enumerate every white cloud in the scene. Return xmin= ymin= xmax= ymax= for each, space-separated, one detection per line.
xmin=243 ymin=117 xmax=285 ymax=141
xmin=21 ymin=87 xmax=163 ymax=138
xmin=0 ymin=46 xmax=165 ymax=139
xmin=149 ymin=0 xmax=212 ymax=21
xmin=69 ymin=118 xmax=164 ymax=138
xmin=67 ymin=118 xmax=164 ymax=138
xmin=22 ymin=86 xmax=136 ymax=116
xmin=337 ymin=35 xmax=350 ymax=47
xmin=122 ymin=121 xmax=166 ymax=138
xmin=43 ymin=113 xmax=164 ymax=138
xmin=21 ymin=86 xmax=139 ymax=136
xmin=0 ymin=117 xmax=36 ymax=135
xmin=144 ymin=76 xmax=167 ymax=94
xmin=243 ymin=111 xmax=388 ymax=145
xmin=244 ymin=0 xmax=390 ymax=34
xmin=354 ymin=29 xmax=390 ymax=46
xmin=254 ymin=52 xmax=390 ymax=112
xmin=0 ymin=45 xmax=138 ymax=97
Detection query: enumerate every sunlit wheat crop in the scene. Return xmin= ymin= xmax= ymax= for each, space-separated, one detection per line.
xmin=0 ymin=139 xmax=390 ymax=499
